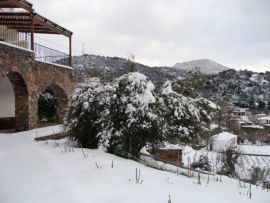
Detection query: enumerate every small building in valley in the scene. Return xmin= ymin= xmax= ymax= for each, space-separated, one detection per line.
xmin=231 ymin=108 xmax=248 ymax=117
xmin=209 ymin=132 xmax=237 ymax=152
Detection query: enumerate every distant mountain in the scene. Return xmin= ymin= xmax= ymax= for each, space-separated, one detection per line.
xmin=174 ymin=59 xmax=230 ymax=75
xmin=72 ymin=54 xmax=185 ymax=85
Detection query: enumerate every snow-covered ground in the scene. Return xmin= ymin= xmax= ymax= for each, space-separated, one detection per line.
xmin=178 ymin=145 xmax=270 ymax=180
xmin=0 ymin=126 xmax=270 ymax=203
xmin=142 ymin=143 xmax=270 ymax=184
xmin=238 ymin=145 xmax=270 ymax=155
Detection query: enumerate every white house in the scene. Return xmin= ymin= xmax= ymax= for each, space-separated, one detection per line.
xmin=209 ymin=132 xmax=237 ymax=152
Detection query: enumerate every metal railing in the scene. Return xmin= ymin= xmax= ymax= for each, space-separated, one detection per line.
xmin=0 ymin=26 xmax=71 ymax=66
xmin=34 ymin=43 xmax=70 ymax=66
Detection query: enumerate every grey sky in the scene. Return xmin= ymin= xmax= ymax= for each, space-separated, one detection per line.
xmin=31 ymin=0 xmax=270 ymax=72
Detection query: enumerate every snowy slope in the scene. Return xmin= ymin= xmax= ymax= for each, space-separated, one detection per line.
xmin=174 ymin=59 xmax=230 ymax=75
xmin=0 ymin=126 xmax=269 ymax=203
xmin=73 ymin=54 xmax=185 ymax=85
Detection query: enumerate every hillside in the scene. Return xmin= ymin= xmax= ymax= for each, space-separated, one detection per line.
xmin=201 ymin=69 xmax=270 ymax=110
xmin=72 ymin=54 xmax=185 ymax=85
xmin=71 ymin=55 xmax=270 ymax=111
xmin=174 ymin=59 xmax=230 ymax=74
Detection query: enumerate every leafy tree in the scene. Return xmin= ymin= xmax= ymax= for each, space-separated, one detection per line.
xmin=38 ymin=88 xmax=57 ymax=122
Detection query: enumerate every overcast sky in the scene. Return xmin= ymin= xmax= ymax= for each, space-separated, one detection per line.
xmin=31 ymin=0 xmax=270 ymax=72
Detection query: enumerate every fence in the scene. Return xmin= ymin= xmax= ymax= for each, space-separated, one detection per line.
xmin=34 ymin=43 xmax=70 ymax=66
xmin=140 ymin=152 xmax=214 ymax=176
xmin=0 ymin=26 xmax=71 ymax=66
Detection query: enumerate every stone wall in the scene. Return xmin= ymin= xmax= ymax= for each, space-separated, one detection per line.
xmin=0 ymin=42 xmax=73 ymax=131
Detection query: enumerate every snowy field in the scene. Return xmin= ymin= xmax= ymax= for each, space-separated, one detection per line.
xmin=0 ymin=126 xmax=270 ymax=203
xmin=238 ymin=145 xmax=270 ymax=155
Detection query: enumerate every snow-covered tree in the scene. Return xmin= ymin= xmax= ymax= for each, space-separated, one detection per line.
xmin=159 ymin=81 xmax=219 ymax=145
xmin=98 ymin=72 xmax=163 ymax=157
xmin=65 ymin=72 xmax=219 ymax=157
xmin=65 ymin=78 xmax=114 ymax=148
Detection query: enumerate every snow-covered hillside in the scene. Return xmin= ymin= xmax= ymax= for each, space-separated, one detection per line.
xmin=202 ymin=69 xmax=270 ymax=110
xmin=0 ymin=126 xmax=269 ymax=203
xmin=72 ymin=54 xmax=185 ymax=84
xmin=174 ymin=59 xmax=230 ymax=74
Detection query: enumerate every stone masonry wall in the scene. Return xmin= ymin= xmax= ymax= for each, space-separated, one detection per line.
xmin=0 ymin=42 xmax=73 ymax=131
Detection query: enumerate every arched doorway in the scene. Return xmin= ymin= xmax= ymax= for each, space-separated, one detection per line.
xmin=38 ymin=84 xmax=68 ymax=126
xmin=0 ymin=71 xmax=29 ymax=131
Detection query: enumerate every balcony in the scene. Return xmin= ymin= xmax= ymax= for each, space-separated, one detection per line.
xmin=0 ymin=0 xmax=73 ymax=67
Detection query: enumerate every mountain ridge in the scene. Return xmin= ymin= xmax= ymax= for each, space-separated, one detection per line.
xmin=174 ymin=59 xmax=230 ymax=74
xmin=72 ymin=54 xmax=185 ymax=84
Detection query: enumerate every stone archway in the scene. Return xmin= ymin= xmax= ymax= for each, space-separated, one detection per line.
xmin=1 ymin=71 xmax=30 ymax=131
xmin=38 ymin=84 xmax=68 ymax=124
xmin=1 ymin=42 xmax=73 ymax=131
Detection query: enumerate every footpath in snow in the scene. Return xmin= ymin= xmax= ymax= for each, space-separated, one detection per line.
xmin=0 ymin=125 xmax=270 ymax=203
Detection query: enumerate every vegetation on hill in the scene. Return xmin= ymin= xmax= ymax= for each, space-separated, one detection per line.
xmin=65 ymin=71 xmax=218 ymax=157
xmin=202 ymin=69 xmax=270 ymax=111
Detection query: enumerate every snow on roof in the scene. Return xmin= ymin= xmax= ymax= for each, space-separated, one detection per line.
xmin=258 ymin=116 xmax=270 ymax=120
xmin=210 ymin=123 xmax=219 ymax=130
xmin=239 ymin=121 xmax=253 ymax=124
xmin=212 ymin=132 xmax=237 ymax=141
xmin=242 ymin=125 xmax=264 ymax=129
xmin=256 ymin=114 xmax=266 ymax=117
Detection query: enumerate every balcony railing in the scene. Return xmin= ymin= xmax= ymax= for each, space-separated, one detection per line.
xmin=34 ymin=43 xmax=70 ymax=66
xmin=0 ymin=26 xmax=71 ymax=66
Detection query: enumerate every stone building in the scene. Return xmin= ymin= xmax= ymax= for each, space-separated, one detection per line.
xmin=0 ymin=0 xmax=73 ymax=131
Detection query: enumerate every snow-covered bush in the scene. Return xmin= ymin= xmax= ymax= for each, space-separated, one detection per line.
xmin=65 ymin=78 xmax=114 ymax=148
xmin=218 ymin=150 xmax=239 ymax=176
xmin=98 ymin=72 xmax=163 ymax=157
xmin=263 ymin=175 xmax=270 ymax=189
xmin=191 ymin=155 xmax=211 ymax=172
xmin=65 ymin=72 xmax=218 ymax=158
xmin=159 ymin=81 xmax=219 ymax=145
